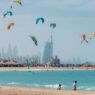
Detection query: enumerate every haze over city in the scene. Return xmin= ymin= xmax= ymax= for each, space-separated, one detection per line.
xmin=0 ymin=0 xmax=95 ymax=63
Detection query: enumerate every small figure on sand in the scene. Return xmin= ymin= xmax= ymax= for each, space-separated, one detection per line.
xmin=73 ymin=81 xmax=77 ymax=91
xmin=57 ymin=84 xmax=61 ymax=90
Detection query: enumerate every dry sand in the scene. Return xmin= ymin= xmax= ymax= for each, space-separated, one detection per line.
xmin=0 ymin=67 xmax=94 ymax=71
xmin=0 ymin=86 xmax=94 ymax=95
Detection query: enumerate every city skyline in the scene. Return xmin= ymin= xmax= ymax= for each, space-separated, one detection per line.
xmin=1 ymin=43 xmax=18 ymax=59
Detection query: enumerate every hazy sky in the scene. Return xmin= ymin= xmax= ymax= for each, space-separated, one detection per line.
xmin=0 ymin=0 xmax=95 ymax=62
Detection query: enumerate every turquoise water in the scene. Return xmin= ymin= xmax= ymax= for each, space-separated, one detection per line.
xmin=0 ymin=70 xmax=95 ymax=91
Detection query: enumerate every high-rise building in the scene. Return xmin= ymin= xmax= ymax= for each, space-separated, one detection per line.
xmin=43 ymin=41 xmax=53 ymax=63
xmin=1 ymin=48 xmax=5 ymax=59
xmin=13 ymin=45 xmax=18 ymax=58
xmin=7 ymin=44 xmax=12 ymax=59
xmin=43 ymin=24 xmax=55 ymax=63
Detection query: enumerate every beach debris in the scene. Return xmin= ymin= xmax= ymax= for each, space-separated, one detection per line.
xmin=36 ymin=17 xmax=45 ymax=24
xmin=90 ymin=33 xmax=95 ymax=39
xmin=10 ymin=0 xmax=22 ymax=8
xmin=3 ymin=11 xmax=13 ymax=17
xmin=29 ymin=34 xmax=38 ymax=46
xmin=80 ymin=34 xmax=88 ymax=43
xmin=8 ymin=23 xmax=15 ymax=30
xmin=50 ymin=23 xmax=56 ymax=29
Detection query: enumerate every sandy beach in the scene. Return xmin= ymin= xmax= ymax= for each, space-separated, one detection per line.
xmin=0 ymin=67 xmax=94 ymax=71
xmin=0 ymin=86 xmax=94 ymax=95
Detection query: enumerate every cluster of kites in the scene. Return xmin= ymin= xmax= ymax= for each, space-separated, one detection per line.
xmin=3 ymin=0 xmax=56 ymax=46
xmin=4 ymin=0 xmax=95 ymax=47
xmin=80 ymin=33 xmax=95 ymax=43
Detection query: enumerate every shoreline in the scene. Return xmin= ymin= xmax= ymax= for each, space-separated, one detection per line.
xmin=0 ymin=86 xmax=94 ymax=95
xmin=0 ymin=67 xmax=94 ymax=71
xmin=0 ymin=68 xmax=94 ymax=95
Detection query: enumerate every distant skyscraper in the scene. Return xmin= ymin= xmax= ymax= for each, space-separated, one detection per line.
xmin=1 ymin=48 xmax=5 ymax=59
xmin=7 ymin=44 xmax=12 ymax=59
xmin=77 ymin=57 xmax=81 ymax=64
xmin=72 ymin=57 xmax=81 ymax=64
xmin=43 ymin=24 xmax=54 ymax=63
xmin=72 ymin=57 xmax=76 ymax=64
xmin=43 ymin=42 xmax=53 ymax=63
xmin=13 ymin=45 xmax=18 ymax=58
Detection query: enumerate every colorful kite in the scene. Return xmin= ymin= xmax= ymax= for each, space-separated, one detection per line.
xmin=36 ymin=17 xmax=44 ymax=24
xmin=80 ymin=34 xmax=88 ymax=43
xmin=10 ymin=0 xmax=22 ymax=8
xmin=8 ymin=23 xmax=15 ymax=30
xmin=30 ymin=34 xmax=38 ymax=46
xmin=90 ymin=33 xmax=95 ymax=39
xmin=3 ymin=11 xmax=13 ymax=17
xmin=50 ymin=23 xmax=56 ymax=29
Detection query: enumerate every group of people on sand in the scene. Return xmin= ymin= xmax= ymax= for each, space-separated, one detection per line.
xmin=57 ymin=81 xmax=77 ymax=91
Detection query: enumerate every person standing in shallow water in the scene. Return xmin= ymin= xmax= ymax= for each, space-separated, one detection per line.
xmin=73 ymin=81 xmax=77 ymax=91
xmin=57 ymin=84 xmax=61 ymax=90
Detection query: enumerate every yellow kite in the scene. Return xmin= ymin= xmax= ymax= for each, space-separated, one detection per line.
xmin=90 ymin=33 xmax=95 ymax=39
xmin=10 ymin=0 xmax=22 ymax=8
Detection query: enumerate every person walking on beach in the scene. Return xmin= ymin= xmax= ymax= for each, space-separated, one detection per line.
xmin=57 ymin=84 xmax=61 ymax=90
xmin=73 ymin=81 xmax=77 ymax=91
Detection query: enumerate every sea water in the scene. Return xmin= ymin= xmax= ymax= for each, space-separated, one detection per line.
xmin=0 ymin=70 xmax=95 ymax=91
